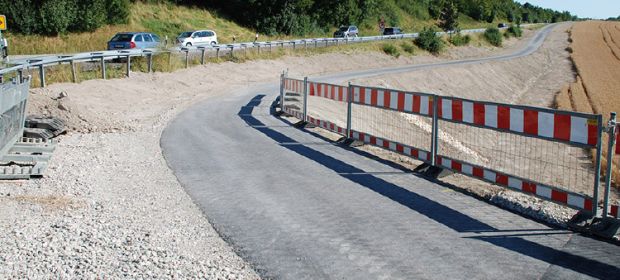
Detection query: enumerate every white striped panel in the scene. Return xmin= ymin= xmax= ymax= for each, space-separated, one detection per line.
xmin=364 ymin=88 xmax=372 ymax=105
xmin=420 ymin=96 xmax=429 ymax=115
xmin=442 ymin=158 xmax=452 ymax=169
xmin=463 ymin=101 xmax=474 ymax=123
xmin=389 ymin=142 xmax=397 ymax=151
xmin=484 ymin=105 xmax=498 ymax=128
xmin=538 ymin=112 xmax=554 ymax=138
xmin=567 ymin=194 xmax=585 ymax=209
xmin=508 ymin=177 xmax=522 ymax=190
xmin=418 ymin=151 xmax=428 ymax=161
xmin=462 ymin=164 xmax=473 ymax=175
xmin=354 ymin=87 xmax=360 ymax=103
xmin=390 ymin=91 xmax=398 ymax=109
xmin=404 ymin=94 xmax=413 ymax=113
xmin=352 ymin=132 xmax=360 ymax=140
xmin=377 ymin=90 xmax=385 ymax=107
xmin=570 ymin=116 xmax=588 ymax=144
xmin=403 ymin=146 xmax=411 ymax=155
xmin=537 ymin=185 xmax=552 ymax=199
xmin=483 ymin=170 xmax=496 ymax=182
xmin=510 ymin=108 xmax=524 ymax=133
xmin=442 ymin=99 xmax=453 ymax=120
xmin=364 ymin=134 xmax=371 ymax=143
xmin=376 ymin=138 xmax=384 ymax=147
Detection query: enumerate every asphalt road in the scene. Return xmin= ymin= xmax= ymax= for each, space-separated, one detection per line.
xmin=161 ymin=24 xmax=620 ymax=279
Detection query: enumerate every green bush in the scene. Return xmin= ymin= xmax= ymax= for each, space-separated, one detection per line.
xmin=401 ymin=42 xmax=415 ymax=54
xmin=449 ymin=33 xmax=471 ymax=46
xmin=483 ymin=27 xmax=503 ymax=47
xmin=415 ymin=27 xmax=444 ymax=54
xmin=382 ymin=43 xmax=400 ymax=58
xmin=505 ymin=25 xmax=523 ymax=38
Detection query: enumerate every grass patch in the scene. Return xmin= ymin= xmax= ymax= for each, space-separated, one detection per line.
xmin=415 ymin=27 xmax=445 ymax=54
xmin=483 ymin=27 xmax=503 ymax=47
xmin=449 ymin=33 xmax=471 ymax=46
xmin=401 ymin=42 xmax=415 ymax=55
xmin=382 ymin=43 xmax=400 ymax=58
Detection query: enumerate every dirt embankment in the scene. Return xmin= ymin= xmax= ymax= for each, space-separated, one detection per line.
xmin=555 ymin=21 xmax=620 ymax=188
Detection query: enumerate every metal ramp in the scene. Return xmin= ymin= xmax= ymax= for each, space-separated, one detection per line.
xmin=0 ymin=137 xmax=56 ymax=179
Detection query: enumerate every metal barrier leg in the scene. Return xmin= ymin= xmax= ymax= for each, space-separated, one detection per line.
xmin=39 ymin=65 xmax=45 ymax=88
xmin=303 ymin=77 xmax=308 ymax=122
xmin=430 ymin=95 xmax=439 ymax=166
xmin=593 ymin=115 xmax=604 ymax=217
xmin=100 ymin=57 xmax=106 ymax=80
xmin=346 ymin=82 xmax=353 ymax=138
xmin=126 ymin=55 xmax=131 ymax=77
xmin=603 ymin=112 xmax=617 ymax=217
xmin=70 ymin=60 xmax=77 ymax=83
xmin=279 ymin=72 xmax=285 ymax=112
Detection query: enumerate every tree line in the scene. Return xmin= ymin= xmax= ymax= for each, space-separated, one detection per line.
xmin=0 ymin=0 xmax=576 ymax=36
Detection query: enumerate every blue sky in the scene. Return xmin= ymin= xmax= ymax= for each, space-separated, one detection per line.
xmin=515 ymin=0 xmax=620 ymax=19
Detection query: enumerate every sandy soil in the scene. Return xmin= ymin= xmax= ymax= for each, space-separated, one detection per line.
xmin=0 ymin=27 xmax=566 ymax=277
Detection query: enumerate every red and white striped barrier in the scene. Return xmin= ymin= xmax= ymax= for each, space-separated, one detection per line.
xmin=437 ymin=97 xmax=600 ymax=147
xmin=616 ymin=124 xmax=619 ymax=154
xmin=284 ymin=78 xmax=304 ymax=94
xmin=306 ymin=116 xmax=347 ymax=136
xmin=350 ymin=131 xmax=432 ymax=163
xmin=284 ymin=106 xmax=303 ymax=120
xmin=435 ymin=155 xmax=595 ymax=212
xmin=351 ymin=85 xmax=435 ymax=117
xmin=309 ymin=82 xmax=348 ymax=102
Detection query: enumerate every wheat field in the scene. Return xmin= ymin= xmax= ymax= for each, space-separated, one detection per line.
xmin=556 ymin=21 xmax=620 ymax=187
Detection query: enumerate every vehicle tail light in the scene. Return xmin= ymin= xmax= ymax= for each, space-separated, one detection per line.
xmin=130 ymin=42 xmax=136 ymax=49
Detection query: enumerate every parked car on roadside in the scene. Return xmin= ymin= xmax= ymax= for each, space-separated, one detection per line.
xmin=383 ymin=27 xmax=403 ymax=35
xmin=177 ymin=30 xmax=218 ymax=47
xmin=107 ymin=32 xmax=161 ymax=50
xmin=498 ymin=23 xmax=508 ymax=28
xmin=0 ymin=30 xmax=8 ymax=59
xmin=333 ymin=25 xmax=359 ymax=38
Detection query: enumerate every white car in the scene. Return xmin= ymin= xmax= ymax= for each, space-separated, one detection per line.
xmin=177 ymin=30 xmax=218 ymax=47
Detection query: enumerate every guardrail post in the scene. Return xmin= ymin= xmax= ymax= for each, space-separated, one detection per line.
xmin=430 ymin=95 xmax=439 ymax=166
xmin=279 ymin=72 xmax=285 ymax=112
xmin=346 ymin=82 xmax=353 ymax=138
xmin=257 ymin=45 xmax=261 ymax=55
xmin=269 ymin=43 xmax=272 ymax=53
xmin=293 ymin=42 xmax=296 ymax=50
xmin=38 ymin=65 xmax=46 ymax=88
xmin=216 ymin=47 xmax=220 ymax=59
xmin=603 ymin=112 xmax=617 ymax=217
xmin=201 ymin=48 xmax=206 ymax=65
xmin=126 ymin=55 xmax=131 ymax=77
xmin=314 ymin=40 xmax=318 ymax=48
xmin=70 ymin=60 xmax=77 ymax=83
xmin=100 ymin=57 xmax=106 ymax=80
xmin=230 ymin=46 xmax=234 ymax=57
xmin=185 ymin=50 xmax=189 ymax=68
xmin=147 ymin=53 xmax=153 ymax=73
xmin=17 ymin=69 xmax=23 ymax=83
xmin=303 ymin=77 xmax=308 ymax=122
xmin=593 ymin=114 xmax=604 ymax=217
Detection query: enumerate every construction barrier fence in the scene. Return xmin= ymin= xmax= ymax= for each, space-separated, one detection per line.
xmin=280 ymin=76 xmax=619 ymax=219
xmin=0 ymin=78 xmax=30 ymax=158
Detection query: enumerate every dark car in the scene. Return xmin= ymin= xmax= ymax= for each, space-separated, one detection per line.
xmin=107 ymin=32 xmax=161 ymax=50
xmin=333 ymin=25 xmax=359 ymax=38
xmin=383 ymin=27 xmax=403 ymax=35
xmin=498 ymin=23 xmax=508 ymax=28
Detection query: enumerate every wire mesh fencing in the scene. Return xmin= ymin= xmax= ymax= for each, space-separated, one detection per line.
xmin=0 ymin=78 xmax=30 ymax=157
xmin=306 ymin=81 xmax=349 ymax=136
xmin=282 ymin=77 xmax=305 ymax=119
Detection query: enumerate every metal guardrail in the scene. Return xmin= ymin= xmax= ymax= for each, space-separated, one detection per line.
xmin=281 ymin=75 xmax=620 ymax=219
xmin=0 ymin=25 xmax=526 ymax=87
xmin=0 ymin=77 xmax=30 ymax=158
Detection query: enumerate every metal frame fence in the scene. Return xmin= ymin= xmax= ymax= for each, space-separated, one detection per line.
xmin=281 ymin=75 xmax=620 ymax=219
xmin=0 ymin=77 xmax=30 ymax=159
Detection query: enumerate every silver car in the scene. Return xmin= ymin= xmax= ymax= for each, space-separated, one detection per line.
xmin=333 ymin=25 xmax=359 ymax=38
xmin=107 ymin=32 xmax=161 ymax=50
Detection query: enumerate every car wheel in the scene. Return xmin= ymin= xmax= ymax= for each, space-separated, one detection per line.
xmin=354 ymin=34 xmax=358 ymax=38
xmin=211 ymin=41 xmax=217 ymax=45
xmin=186 ymin=42 xmax=192 ymax=47
xmin=1 ymin=48 xmax=6 ymax=59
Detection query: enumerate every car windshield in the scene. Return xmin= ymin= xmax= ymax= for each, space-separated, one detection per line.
xmin=110 ymin=34 xmax=133 ymax=42
xmin=339 ymin=27 xmax=349 ymax=31
xmin=385 ymin=28 xmax=393 ymax=32
xmin=179 ymin=32 xmax=193 ymax=38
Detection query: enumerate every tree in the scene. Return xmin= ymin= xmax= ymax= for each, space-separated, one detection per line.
xmin=438 ymin=1 xmax=459 ymax=37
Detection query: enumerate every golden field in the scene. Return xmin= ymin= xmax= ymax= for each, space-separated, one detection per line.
xmin=556 ymin=21 xmax=620 ymax=187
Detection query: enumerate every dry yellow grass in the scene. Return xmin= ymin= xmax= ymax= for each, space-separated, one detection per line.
xmin=555 ymin=21 xmax=620 ymax=187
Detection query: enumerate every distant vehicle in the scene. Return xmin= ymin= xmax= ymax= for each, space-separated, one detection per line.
xmin=107 ymin=32 xmax=161 ymax=50
xmin=383 ymin=27 xmax=403 ymax=35
xmin=498 ymin=23 xmax=508 ymax=28
xmin=177 ymin=30 xmax=218 ymax=47
xmin=333 ymin=25 xmax=359 ymax=38
xmin=0 ymin=29 xmax=7 ymax=59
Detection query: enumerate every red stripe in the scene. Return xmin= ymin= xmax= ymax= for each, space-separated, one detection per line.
xmin=437 ymin=97 xmax=443 ymax=118
xmin=587 ymin=121 xmax=598 ymax=146
xmin=370 ymin=136 xmax=377 ymax=145
xmin=473 ymin=167 xmax=484 ymax=178
xmin=436 ymin=156 xmax=443 ymax=166
xmin=451 ymin=161 xmax=462 ymax=172
xmin=370 ymin=89 xmax=378 ymax=106
xmin=551 ymin=190 xmax=568 ymax=204
xmin=498 ymin=106 xmax=510 ymax=130
xmin=611 ymin=205 xmax=619 ymax=217
xmin=452 ymin=100 xmax=463 ymax=122
xmin=584 ymin=199 xmax=593 ymax=211
xmin=383 ymin=140 xmax=390 ymax=148
xmin=340 ymin=87 xmax=345 ymax=102
xmin=309 ymin=83 xmax=314 ymax=96
xmin=411 ymin=149 xmax=419 ymax=158
xmin=396 ymin=144 xmax=404 ymax=153
xmin=359 ymin=88 xmax=366 ymax=105
xmin=522 ymin=182 xmax=536 ymax=194
xmin=429 ymin=97 xmax=435 ymax=117
xmin=412 ymin=95 xmax=421 ymax=113
xmin=397 ymin=93 xmax=405 ymax=112
xmin=524 ymin=110 xmax=538 ymax=135
xmin=554 ymin=114 xmax=571 ymax=141
xmin=317 ymin=84 xmax=322 ymax=97
xmin=384 ymin=91 xmax=391 ymax=109
xmin=426 ymin=152 xmax=431 ymax=161
xmin=496 ymin=174 xmax=508 ymax=186
xmin=474 ymin=103 xmax=485 ymax=126
xmin=615 ymin=126 xmax=620 ymax=154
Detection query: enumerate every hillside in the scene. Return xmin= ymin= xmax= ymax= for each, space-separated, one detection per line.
xmin=2 ymin=0 xmax=572 ymax=55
